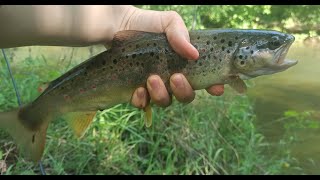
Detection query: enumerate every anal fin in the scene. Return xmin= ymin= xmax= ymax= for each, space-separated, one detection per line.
xmin=64 ymin=111 xmax=97 ymax=138
xmin=143 ymin=103 xmax=152 ymax=128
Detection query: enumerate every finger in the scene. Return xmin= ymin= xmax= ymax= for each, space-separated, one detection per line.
xmin=161 ymin=11 xmax=199 ymax=60
xmin=170 ymin=73 xmax=195 ymax=103
xmin=131 ymin=87 xmax=150 ymax=109
xmin=206 ymin=85 xmax=225 ymax=96
xmin=147 ymin=75 xmax=171 ymax=107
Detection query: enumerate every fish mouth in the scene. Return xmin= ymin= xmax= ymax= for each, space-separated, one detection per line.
xmin=274 ymin=40 xmax=298 ymax=68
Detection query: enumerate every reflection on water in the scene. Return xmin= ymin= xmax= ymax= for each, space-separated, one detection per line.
xmin=247 ymin=43 xmax=320 ymax=174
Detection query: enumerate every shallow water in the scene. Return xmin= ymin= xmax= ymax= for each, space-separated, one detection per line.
xmin=247 ymin=43 xmax=320 ymax=174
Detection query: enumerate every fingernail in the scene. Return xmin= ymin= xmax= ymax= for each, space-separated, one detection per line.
xmin=147 ymin=77 xmax=159 ymax=91
xmin=137 ymin=88 xmax=145 ymax=99
xmin=171 ymin=74 xmax=185 ymax=89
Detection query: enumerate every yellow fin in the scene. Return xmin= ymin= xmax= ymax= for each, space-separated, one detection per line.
xmin=143 ymin=103 xmax=152 ymax=128
xmin=229 ymin=76 xmax=247 ymax=94
xmin=65 ymin=111 xmax=97 ymax=138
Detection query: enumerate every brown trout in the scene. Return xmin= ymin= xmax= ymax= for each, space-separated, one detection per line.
xmin=0 ymin=29 xmax=297 ymax=162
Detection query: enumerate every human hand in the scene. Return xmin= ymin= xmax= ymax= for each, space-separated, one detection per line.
xmin=120 ymin=6 xmax=225 ymax=108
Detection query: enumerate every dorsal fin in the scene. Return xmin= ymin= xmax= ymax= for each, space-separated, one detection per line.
xmin=112 ymin=30 xmax=161 ymax=47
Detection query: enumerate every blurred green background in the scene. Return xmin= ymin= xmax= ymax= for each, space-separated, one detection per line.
xmin=0 ymin=5 xmax=319 ymax=175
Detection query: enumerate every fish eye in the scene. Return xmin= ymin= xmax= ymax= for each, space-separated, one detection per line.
xmin=269 ymin=36 xmax=281 ymax=50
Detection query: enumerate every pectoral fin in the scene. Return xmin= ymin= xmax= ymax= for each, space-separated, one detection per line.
xmin=143 ymin=103 xmax=152 ymax=128
xmin=65 ymin=111 xmax=97 ymax=138
xmin=228 ymin=76 xmax=247 ymax=94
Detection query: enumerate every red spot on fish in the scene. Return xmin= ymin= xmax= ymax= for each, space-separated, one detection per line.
xmin=63 ymin=94 xmax=71 ymax=101
xmin=38 ymin=87 xmax=43 ymax=93
xmin=79 ymin=88 xmax=85 ymax=93
xmin=202 ymin=49 xmax=206 ymax=52
xmin=111 ymin=74 xmax=117 ymax=81
xmin=91 ymin=85 xmax=97 ymax=90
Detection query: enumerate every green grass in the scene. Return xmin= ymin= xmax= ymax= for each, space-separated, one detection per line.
xmin=0 ymin=54 xmax=300 ymax=175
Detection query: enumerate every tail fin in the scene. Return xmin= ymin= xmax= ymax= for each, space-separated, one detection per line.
xmin=0 ymin=108 xmax=49 ymax=162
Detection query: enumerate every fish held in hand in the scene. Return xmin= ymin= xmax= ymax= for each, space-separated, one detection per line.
xmin=0 ymin=29 xmax=297 ymax=162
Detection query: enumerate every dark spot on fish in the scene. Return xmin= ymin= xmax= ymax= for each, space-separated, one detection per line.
xmin=199 ymin=62 xmax=203 ymax=66
xmin=197 ymin=36 xmax=200 ymax=40
xmin=132 ymin=54 xmax=136 ymax=58
xmin=129 ymin=45 xmax=132 ymax=48
xmin=244 ymin=55 xmax=248 ymax=59
xmin=219 ymin=58 xmax=222 ymax=62
xmin=125 ymin=55 xmax=129 ymax=59
xmin=210 ymin=47 xmax=214 ymax=52
xmin=208 ymin=54 xmax=211 ymax=58
xmin=153 ymin=43 xmax=157 ymax=47
xmin=136 ymin=44 xmax=139 ymax=48
xmin=147 ymin=43 xmax=150 ymax=46
xmin=221 ymin=39 xmax=225 ymax=43
xmin=202 ymin=55 xmax=206 ymax=59
xmin=217 ymin=67 xmax=221 ymax=70
xmin=228 ymin=41 xmax=232 ymax=47
xmin=32 ymin=134 xmax=35 ymax=143
xmin=122 ymin=48 xmax=125 ymax=52
xmin=139 ymin=53 xmax=142 ymax=56
xmin=156 ymin=55 xmax=160 ymax=59
xmin=61 ymin=86 xmax=64 ymax=90
xmin=235 ymin=36 xmax=239 ymax=40
xmin=227 ymin=50 xmax=230 ymax=53
xmin=130 ymin=63 xmax=133 ymax=67
xmin=92 ymin=85 xmax=96 ymax=89
xmin=251 ymin=50 xmax=254 ymax=54
xmin=239 ymin=55 xmax=243 ymax=59
xmin=102 ymin=67 xmax=106 ymax=71
xmin=240 ymin=60 xmax=245 ymax=65
xmin=141 ymin=63 xmax=144 ymax=67
xmin=110 ymin=66 xmax=113 ymax=69
xmin=246 ymin=46 xmax=250 ymax=50
xmin=165 ymin=48 xmax=169 ymax=54
xmin=222 ymin=47 xmax=225 ymax=51
xmin=136 ymin=62 xmax=140 ymax=66
xmin=202 ymin=49 xmax=206 ymax=52
xmin=113 ymin=59 xmax=117 ymax=64
xmin=102 ymin=60 xmax=106 ymax=65
xmin=150 ymin=52 xmax=154 ymax=57
xmin=213 ymin=56 xmax=217 ymax=59
xmin=213 ymin=36 xmax=217 ymax=40
xmin=206 ymin=41 xmax=210 ymax=45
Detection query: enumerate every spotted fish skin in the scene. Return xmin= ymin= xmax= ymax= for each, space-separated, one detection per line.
xmin=0 ymin=29 xmax=297 ymax=162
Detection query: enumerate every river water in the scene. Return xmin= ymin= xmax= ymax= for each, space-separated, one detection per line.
xmin=247 ymin=43 xmax=320 ymax=174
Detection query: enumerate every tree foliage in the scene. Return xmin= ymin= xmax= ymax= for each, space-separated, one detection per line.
xmin=136 ymin=5 xmax=320 ymax=35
